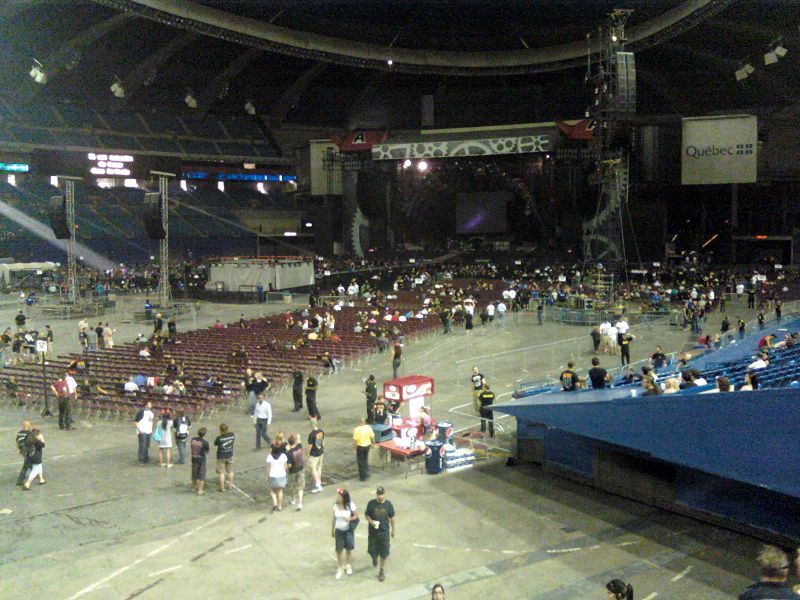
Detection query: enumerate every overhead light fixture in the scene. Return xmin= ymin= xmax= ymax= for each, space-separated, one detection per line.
xmin=387 ymin=59 xmax=393 ymax=66
xmin=29 ymin=59 xmax=47 ymax=84
xmin=184 ymin=92 xmax=198 ymax=108
xmin=244 ymin=101 xmax=256 ymax=115
xmin=417 ymin=160 xmax=429 ymax=172
xmin=764 ymin=50 xmax=778 ymax=65
xmin=110 ymin=80 xmax=125 ymax=98
xmin=402 ymin=159 xmax=412 ymax=169
xmin=774 ymin=44 xmax=787 ymax=58
xmin=735 ymin=63 xmax=754 ymax=81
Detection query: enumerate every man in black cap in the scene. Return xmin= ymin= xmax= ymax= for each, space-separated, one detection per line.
xmin=364 ymin=375 xmax=378 ymax=423
xmin=365 ymin=486 xmax=396 ymax=582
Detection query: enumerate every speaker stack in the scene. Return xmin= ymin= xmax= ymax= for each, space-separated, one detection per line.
xmin=48 ymin=195 xmax=70 ymax=239
xmin=143 ymin=192 xmax=166 ymax=239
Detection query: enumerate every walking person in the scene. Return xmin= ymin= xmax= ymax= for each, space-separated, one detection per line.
xmin=174 ymin=410 xmax=191 ymax=465
xmin=365 ymin=486 xmax=396 ymax=582
xmin=251 ymin=371 xmax=270 ymax=416
xmin=15 ymin=420 xmax=32 ymax=486
xmin=353 ymin=418 xmax=375 ymax=481
xmin=307 ymin=423 xmax=324 ymax=493
xmin=214 ymin=423 xmax=235 ymax=492
xmin=103 ymin=322 xmax=115 ymax=349
xmin=478 ymin=384 xmax=495 ymax=438
xmin=332 ymin=488 xmax=358 ymax=580
xmin=20 ymin=428 xmax=46 ymax=490
xmin=536 ymin=301 xmax=544 ymax=325
xmin=291 ymin=370 xmax=303 ymax=412
xmin=134 ymin=401 xmax=155 ymax=465
xmin=252 ymin=395 xmax=272 ymax=450
xmin=391 ymin=343 xmax=402 ymax=379
xmin=364 ymin=374 xmax=378 ymax=424
xmin=266 ymin=443 xmax=288 ymax=511
xmin=154 ymin=412 xmax=174 ymax=468
xmin=305 ymin=376 xmax=321 ymax=422
xmin=286 ymin=433 xmax=305 ymax=511
xmin=190 ymin=427 xmax=209 ymax=495
xmin=241 ymin=367 xmax=255 ymax=415
xmin=94 ymin=322 xmax=105 ymax=349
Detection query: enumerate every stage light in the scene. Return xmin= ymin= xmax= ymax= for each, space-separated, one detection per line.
xmin=735 ymin=63 xmax=754 ymax=81
xmin=417 ymin=160 xmax=428 ymax=172
xmin=245 ymin=101 xmax=256 ymax=115
xmin=387 ymin=59 xmax=393 ymax=66
xmin=775 ymin=44 xmax=787 ymax=58
xmin=184 ymin=92 xmax=198 ymax=108
xmin=402 ymin=159 xmax=412 ymax=169
xmin=283 ymin=231 xmax=298 ymax=237
xmin=764 ymin=50 xmax=778 ymax=65
xmin=110 ymin=80 xmax=125 ymax=98
xmin=611 ymin=34 xmax=618 ymax=43
xmin=29 ymin=60 xmax=47 ymax=84
xmin=305 ymin=222 xmax=313 ymax=228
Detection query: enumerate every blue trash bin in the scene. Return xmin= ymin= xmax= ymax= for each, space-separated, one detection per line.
xmin=425 ymin=440 xmax=444 ymax=474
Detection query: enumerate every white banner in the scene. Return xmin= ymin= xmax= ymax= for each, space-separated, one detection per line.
xmin=681 ymin=115 xmax=757 ymax=185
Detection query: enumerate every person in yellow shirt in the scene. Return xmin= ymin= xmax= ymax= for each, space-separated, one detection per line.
xmin=353 ymin=418 xmax=375 ymax=481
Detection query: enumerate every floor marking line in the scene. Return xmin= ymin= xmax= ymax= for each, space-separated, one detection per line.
xmin=223 ymin=544 xmax=252 ymax=555
xmin=642 ymin=593 xmax=658 ymax=600
xmin=230 ymin=484 xmax=256 ymax=503
xmin=68 ymin=511 xmax=230 ymax=599
xmin=147 ymin=565 xmax=182 ymax=577
xmin=671 ymin=565 xmax=692 ymax=581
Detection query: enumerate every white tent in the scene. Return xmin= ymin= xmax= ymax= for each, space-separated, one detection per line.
xmin=0 ymin=262 xmax=58 ymax=284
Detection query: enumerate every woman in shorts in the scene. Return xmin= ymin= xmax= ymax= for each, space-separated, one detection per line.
xmin=331 ymin=488 xmax=358 ymax=580
xmin=156 ymin=412 xmax=174 ymax=468
xmin=266 ymin=443 xmax=288 ymax=512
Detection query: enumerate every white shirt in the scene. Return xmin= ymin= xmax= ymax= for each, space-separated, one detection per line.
xmin=608 ymin=326 xmax=618 ymax=341
xmin=333 ymin=502 xmax=357 ymax=531
xmin=253 ymin=400 xmax=272 ymax=423
xmin=508 ymin=289 xmax=517 ymax=300
xmin=266 ymin=453 xmax=287 ymax=478
xmin=65 ymin=375 xmax=78 ymax=394
xmin=347 ymin=283 xmax=359 ymax=296
xmin=748 ymin=359 xmax=768 ymax=370
xmin=615 ymin=320 xmax=629 ymax=334
xmin=693 ymin=377 xmax=708 ymax=386
xmin=125 ymin=381 xmax=140 ymax=393
xmin=486 ymin=305 xmax=496 ymax=316
xmin=139 ymin=349 xmax=150 ymax=358
xmin=136 ymin=407 xmax=154 ymax=434
xmin=599 ymin=322 xmax=611 ymax=335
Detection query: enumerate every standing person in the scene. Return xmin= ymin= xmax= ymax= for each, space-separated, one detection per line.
xmin=153 ymin=313 xmax=164 ymax=336
xmin=291 ymin=370 xmax=304 ymax=412
xmin=134 ymin=401 xmax=155 ymax=465
xmin=496 ymin=300 xmax=507 ymax=326
xmin=51 ymin=375 xmax=70 ymax=430
xmin=15 ymin=420 xmax=32 ymax=486
xmin=353 ymin=418 xmax=375 ymax=481
xmin=364 ymin=375 xmax=378 ymax=424
xmin=266 ymin=443 xmax=288 ymax=512
xmin=372 ymin=396 xmax=388 ymax=425
xmin=15 ymin=310 xmax=26 ymax=331
xmin=391 ymin=343 xmax=402 ymax=379
xmin=174 ymin=410 xmax=191 ymax=465
xmin=737 ymin=317 xmax=746 ymax=340
xmin=251 ymin=371 xmax=270 ymax=416
xmin=307 ymin=423 xmax=325 ymax=493
xmin=103 ymin=322 xmax=115 ymax=349
xmin=252 ymin=395 xmax=272 ymax=450
xmin=590 ymin=324 xmax=601 ymax=354
xmin=650 ymin=345 xmax=668 ymax=370
xmin=241 ymin=367 xmax=255 ymax=414
xmin=757 ymin=311 xmax=765 ymax=330
xmin=478 ymin=384 xmax=495 ymax=438
xmin=738 ymin=545 xmax=796 ymax=600
xmin=536 ymin=301 xmax=544 ymax=325
xmin=167 ymin=316 xmax=177 ymax=337
xmin=286 ymin=433 xmax=305 ymax=511
xmin=305 ymin=376 xmax=321 ymax=422
xmin=588 ymin=357 xmax=610 ymax=389
xmin=775 ymin=300 xmax=782 ymax=324
xmin=331 ymin=488 xmax=358 ymax=580
xmin=21 ymin=428 xmax=45 ymax=490
xmin=365 ymin=486 xmax=396 ymax=582
xmin=94 ymin=322 xmax=105 ymax=349
xmin=470 ymin=366 xmax=485 ymax=414
xmin=44 ymin=325 xmax=53 ymax=358
xmin=155 ymin=412 xmax=174 ymax=468
xmin=190 ymin=427 xmax=209 ymax=495
xmin=214 ymin=423 xmax=235 ymax=492
xmin=619 ymin=332 xmax=634 ymax=367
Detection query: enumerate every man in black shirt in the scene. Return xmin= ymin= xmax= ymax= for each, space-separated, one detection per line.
xmin=95 ymin=322 xmax=105 ymax=349
xmin=737 ymin=317 xmax=746 ymax=339
xmin=720 ymin=316 xmax=730 ymax=334
xmin=478 ymin=385 xmax=495 ymax=437
xmin=306 ymin=377 xmax=321 ymax=422
xmin=307 ymin=424 xmax=324 ymax=493
xmin=15 ymin=310 xmax=26 ymax=331
xmin=588 ymin=358 xmax=609 ymax=389
xmin=470 ymin=366 xmax=485 ymax=413
xmin=190 ymin=427 xmax=209 ymax=495
xmin=738 ymin=545 xmax=798 ymax=600
xmin=619 ymin=333 xmax=633 ymax=366
xmin=292 ymin=370 xmax=304 ymax=412
xmin=214 ymin=423 xmax=235 ymax=492
xmin=365 ymin=486 xmax=396 ymax=582
xmin=747 ymin=289 xmax=755 ymax=309
xmin=590 ymin=325 xmax=601 ymax=354
xmin=560 ymin=362 xmax=580 ymax=391
xmin=364 ymin=374 xmax=378 ymax=423
xmin=650 ymin=345 xmax=667 ymax=370
xmin=15 ymin=420 xmax=32 ymax=486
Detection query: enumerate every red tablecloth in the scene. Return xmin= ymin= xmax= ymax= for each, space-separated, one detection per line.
xmin=377 ymin=440 xmax=425 ymax=458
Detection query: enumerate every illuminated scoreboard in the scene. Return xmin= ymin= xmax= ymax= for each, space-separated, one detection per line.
xmin=87 ymin=153 xmax=134 ymax=176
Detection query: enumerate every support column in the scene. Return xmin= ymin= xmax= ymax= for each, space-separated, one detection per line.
xmin=152 ymin=171 xmax=175 ymax=308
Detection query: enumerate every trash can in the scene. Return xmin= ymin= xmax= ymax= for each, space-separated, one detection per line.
xmin=425 ymin=440 xmax=444 ymax=475
xmin=437 ymin=422 xmax=454 ymax=444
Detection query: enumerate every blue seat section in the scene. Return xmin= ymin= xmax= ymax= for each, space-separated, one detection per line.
xmin=0 ymin=100 xmax=279 ymax=159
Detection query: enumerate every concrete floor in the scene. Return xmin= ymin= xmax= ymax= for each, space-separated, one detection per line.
xmin=0 ymin=298 xmax=769 ymax=599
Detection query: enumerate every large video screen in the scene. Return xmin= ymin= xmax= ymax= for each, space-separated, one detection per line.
xmin=455 ymin=191 xmax=510 ymax=234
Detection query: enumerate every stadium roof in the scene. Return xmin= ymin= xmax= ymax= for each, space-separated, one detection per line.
xmin=1 ymin=1 xmax=799 ymax=128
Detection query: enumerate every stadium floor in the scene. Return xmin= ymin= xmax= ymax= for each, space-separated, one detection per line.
xmin=0 ymin=298 xmax=768 ymax=599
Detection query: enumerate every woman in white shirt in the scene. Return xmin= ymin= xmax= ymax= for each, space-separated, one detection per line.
xmin=331 ymin=487 xmax=358 ymax=580
xmin=266 ymin=445 xmax=288 ymax=512
xmin=155 ymin=413 xmax=174 ymax=468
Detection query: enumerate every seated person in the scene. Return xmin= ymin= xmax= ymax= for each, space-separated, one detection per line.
xmin=80 ymin=378 xmax=112 ymax=400
xmin=372 ymin=397 xmax=388 ymax=425
xmin=679 ymin=371 xmax=696 ymax=389
xmin=139 ymin=347 xmax=151 ymax=358
xmin=123 ymin=376 xmax=140 ymax=393
xmin=67 ymin=358 xmax=89 ymax=375
xmin=747 ymin=353 xmax=769 ymax=370
xmin=559 ymin=362 xmax=580 ymax=391
xmin=173 ymin=380 xmax=188 ymax=395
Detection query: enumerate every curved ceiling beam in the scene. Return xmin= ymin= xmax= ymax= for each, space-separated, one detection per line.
xmin=93 ymin=0 xmax=735 ymax=75
xmin=43 ymin=12 xmax=131 ymax=78
xmin=268 ymin=62 xmax=327 ymax=127
xmin=197 ymin=46 xmax=261 ymax=113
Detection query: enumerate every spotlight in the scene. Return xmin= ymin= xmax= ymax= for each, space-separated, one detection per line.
xmin=110 ymin=80 xmax=125 ymax=98
xmin=611 ymin=34 xmax=618 ymax=43
xmin=29 ymin=60 xmax=47 ymax=84
xmin=417 ymin=160 xmax=428 ymax=172
xmin=387 ymin=59 xmax=393 ymax=66
xmin=184 ymin=92 xmax=198 ymax=108
xmin=244 ymin=101 xmax=256 ymax=115
xmin=735 ymin=63 xmax=754 ymax=81
xmin=402 ymin=159 xmax=412 ymax=169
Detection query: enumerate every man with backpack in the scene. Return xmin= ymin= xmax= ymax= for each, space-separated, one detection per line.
xmin=15 ymin=420 xmax=32 ymax=486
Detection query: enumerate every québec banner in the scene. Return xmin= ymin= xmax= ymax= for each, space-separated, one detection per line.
xmin=681 ymin=115 xmax=757 ymax=185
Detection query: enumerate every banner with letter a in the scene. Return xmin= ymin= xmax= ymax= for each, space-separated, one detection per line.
xmin=681 ymin=115 xmax=757 ymax=185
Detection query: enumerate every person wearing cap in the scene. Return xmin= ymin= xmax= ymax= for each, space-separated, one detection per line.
xmin=365 ymin=486 xmax=396 ymax=582
xmin=738 ymin=545 xmax=797 ymax=599
xmin=606 ymin=579 xmax=633 ymax=599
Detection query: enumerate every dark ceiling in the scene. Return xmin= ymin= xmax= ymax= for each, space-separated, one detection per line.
xmin=1 ymin=0 xmax=799 ymax=129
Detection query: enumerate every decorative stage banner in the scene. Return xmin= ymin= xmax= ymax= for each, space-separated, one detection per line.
xmin=681 ymin=115 xmax=757 ymax=185
xmin=371 ymin=134 xmax=551 ymax=160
